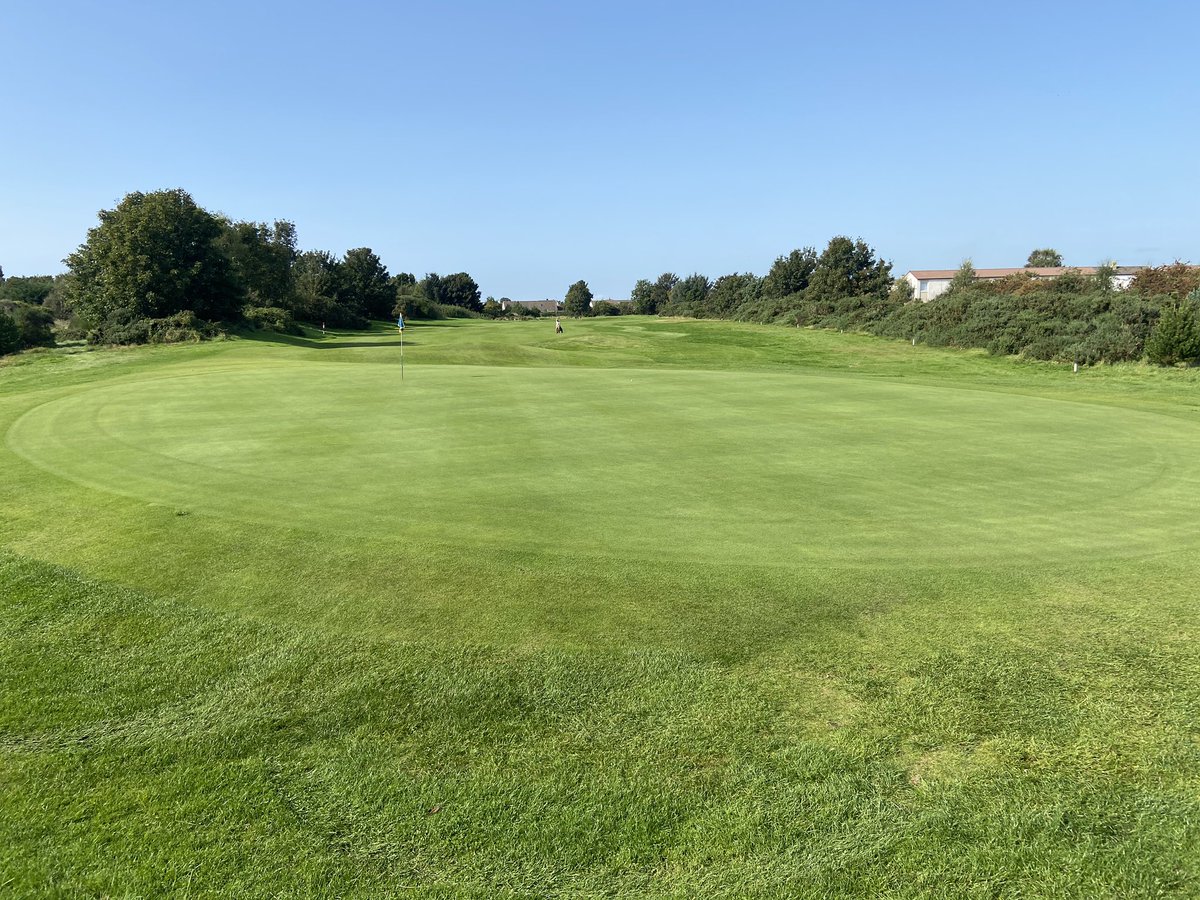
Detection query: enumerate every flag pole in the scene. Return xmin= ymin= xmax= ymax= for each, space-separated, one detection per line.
xmin=398 ymin=314 xmax=405 ymax=381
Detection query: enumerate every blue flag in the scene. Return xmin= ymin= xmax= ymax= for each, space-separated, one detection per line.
xmin=396 ymin=315 xmax=405 ymax=331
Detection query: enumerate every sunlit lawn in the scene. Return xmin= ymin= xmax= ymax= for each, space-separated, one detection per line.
xmin=3 ymin=317 xmax=1199 ymax=897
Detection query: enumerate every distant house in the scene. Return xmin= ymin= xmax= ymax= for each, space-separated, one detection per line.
xmin=902 ymin=266 xmax=1142 ymax=302
xmin=500 ymin=299 xmax=562 ymax=313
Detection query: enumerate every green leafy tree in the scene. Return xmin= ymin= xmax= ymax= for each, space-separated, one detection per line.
xmin=949 ymin=258 xmax=976 ymax=292
xmin=0 ymin=275 xmax=56 ymax=305
xmin=564 ymin=280 xmax=593 ymax=317
xmin=2 ymin=301 xmax=56 ymax=348
xmin=762 ymin=248 xmax=817 ymax=299
xmin=339 ymin=248 xmax=394 ymax=319
xmin=217 ymin=219 xmax=297 ymax=308
xmin=705 ymin=273 xmax=760 ymax=317
xmin=64 ymin=189 xmax=241 ymax=333
xmin=889 ymin=277 xmax=915 ymax=304
xmin=481 ymin=297 xmax=503 ymax=318
xmin=439 ymin=272 xmax=482 ymax=311
xmin=0 ymin=309 xmax=21 ymax=355
xmin=293 ymin=251 xmax=339 ymax=311
xmin=665 ymin=273 xmax=712 ymax=315
xmin=1026 ymin=248 xmax=1064 ymax=267
xmin=651 ymin=273 xmax=678 ymax=313
xmin=394 ymin=280 xmax=441 ymax=319
xmin=805 ymin=237 xmax=893 ymax=303
xmin=630 ymin=279 xmax=655 ymax=314
xmin=1145 ymin=296 xmax=1200 ymax=366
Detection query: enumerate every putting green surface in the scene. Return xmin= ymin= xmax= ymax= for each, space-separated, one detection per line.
xmin=9 ymin=359 xmax=1200 ymax=566
xmin=4 ymin=318 xmax=1200 ymax=897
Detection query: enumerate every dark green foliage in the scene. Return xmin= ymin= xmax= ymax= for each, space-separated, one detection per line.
xmin=591 ymin=301 xmax=621 ymax=316
xmin=879 ymin=275 xmax=1159 ymax=364
xmin=217 ymin=219 xmax=297 ymax=309
xmin=338 ymin=248 xmax=394 ymax=320
xmin=949 ymin=259 xmax=976 ymax=291
xmin=704 ymin=273 xmax=761 ymax=318
xmin=0 ymin=300 xmax=56 ymax=349
xmin=889 ymin=278 xmax=914 ymax=304
xmin=291 ymin=251 xmax=367 ymax=328
xmin=0 ymin=274 xmax=55 ymax=305
xmin=630 ymin=279 xmax=655 ymax=315
xmin=436 ymin=303 xmax=481 ymax=319
xmin=394 ymin=283 xmax=444 ymax=320
xmin=481 ymin=298 xmax=503 ymax=318
xmin=630 ymin=235 xmax=1189 ymax=366
xmin=1145 ymin=296 xmax=1200 ymax=366
xmin=762 ymin=248 xmax=816 ymax=299
xmin=439 ymin=273 xmax=483 ymax=312
xmin=242 ymin=306 xmax=301 ymax=335
xmin=633 ymin=271 xmax=681 ymax=316
xmin=564 ymin=280 xmax=593 ymax=317
xmin=804 ymin=237 xmax=893 ymax=307
xmin=0 ymin=310 xmax=20 ymax=355
xmin=664 ymin=273 xmax=712 ymax=316
xmin=91 ymin=310 xmax=220 ymax=345
xmin=1026 ymin=248 xmax=1064 ymax=267
xmin=628 ymin=272 xmax=678 ymax=315
xmin=419 ymin=272 xmax=482 ymax=312
xmin=65 ymin=189 xmax=241 ymax=340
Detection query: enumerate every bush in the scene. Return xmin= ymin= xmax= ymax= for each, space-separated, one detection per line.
xmin=437 ymin=304 xmax=481 ymax=319
xmin=1145 ymin=298 xmax=1200 ymax=366
xmin=89 ymin=310 xmax=222 ymax=346
xmin=394 ymin=289 xmax=444 ymax=321
xmin=1132 ymin=263 xmax=1200 ymax=299
xmin=591 ymin=301 xmax=621 ymax=316
xmin=243 ymin=305 xmax=301 ymax=334
xmin=0 ymin=300 xmax=55 ymax=349
xmin=0 ymin=311 xmax=21 ymax=356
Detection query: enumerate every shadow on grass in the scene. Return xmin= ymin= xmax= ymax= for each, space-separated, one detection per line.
xmin=235 ymin=328 xmax=418 ymax=349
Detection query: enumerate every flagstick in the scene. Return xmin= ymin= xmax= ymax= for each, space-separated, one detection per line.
xmin=401 ymin=327 xmax=405 ymax=381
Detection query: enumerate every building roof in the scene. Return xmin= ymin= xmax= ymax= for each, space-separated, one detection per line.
xmin=908 ymin=266 xmax=1142 ymax=280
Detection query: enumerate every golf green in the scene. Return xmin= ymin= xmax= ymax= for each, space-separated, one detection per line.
xmin=8 ymin=359 xmax=1200 ymax=565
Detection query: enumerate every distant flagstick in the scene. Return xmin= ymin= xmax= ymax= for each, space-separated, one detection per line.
xmin=397 ymin=314 xmax=405 ymax=380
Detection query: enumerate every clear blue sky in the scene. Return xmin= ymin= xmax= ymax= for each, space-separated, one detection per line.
xmin=3 ymin=0 xmax=1198 ymax=299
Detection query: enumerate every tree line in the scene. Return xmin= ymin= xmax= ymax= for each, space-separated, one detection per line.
xmin=0 ymin=188 xmax=486 ymax=353
xmin=4 ymin=189 xmax=1199 ymax=367
xmin=621 ymin=242 xmax=1200 ymax=367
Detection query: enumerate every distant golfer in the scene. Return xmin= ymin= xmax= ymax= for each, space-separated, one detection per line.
xmin=555 ymin=317 xmax=564 ymax=334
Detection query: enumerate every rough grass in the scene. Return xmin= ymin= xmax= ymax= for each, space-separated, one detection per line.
xmin=3 ymin=317 xmax=1200 ymax=897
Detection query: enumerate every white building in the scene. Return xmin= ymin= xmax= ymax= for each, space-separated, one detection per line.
xmin=902 ymin=266 xmax=1141 ymax=302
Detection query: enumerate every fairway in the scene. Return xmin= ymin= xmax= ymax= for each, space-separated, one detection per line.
xmin=4 ymin=318 xmax=1200 ymax=898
